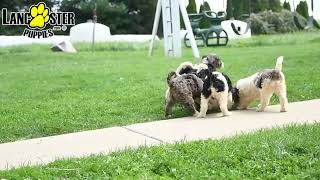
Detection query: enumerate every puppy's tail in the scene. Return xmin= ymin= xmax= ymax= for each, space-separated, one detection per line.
xmin=275 ymin=56 xmax=284 ymax=71
xmin=167 ymin=71 xmax=177 ymax=87
xmin=176 ymin=62 xmax=194 ymax=75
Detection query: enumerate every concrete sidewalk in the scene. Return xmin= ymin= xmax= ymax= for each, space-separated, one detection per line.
xmin=0 ymin=99 xmax=319 ymax=170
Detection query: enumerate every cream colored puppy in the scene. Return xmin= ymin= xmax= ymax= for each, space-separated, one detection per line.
xmin=234 ymin=56 xmax=288 ymax=112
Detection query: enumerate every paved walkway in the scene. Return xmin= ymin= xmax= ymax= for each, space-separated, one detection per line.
xmin=0 ymin=99 xmax=319 ymax=170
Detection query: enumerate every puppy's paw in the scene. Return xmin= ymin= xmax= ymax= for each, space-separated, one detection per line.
xmin=280 ymin=108 xmax=288 ymax=112
xmin=197 ymin=113 xmax=206 ymax=118
xmin=256 ymin=108 xmax=265 ymax=112
xmin=223 ymin=111 xmax=232 ymax=116
xmin=165 ymin=114 xmax=172 ymax=119
xmin=256 ymin=105 xmax=266 ymax=112
xmin=193 ymin=111 xmax=200 ymax=117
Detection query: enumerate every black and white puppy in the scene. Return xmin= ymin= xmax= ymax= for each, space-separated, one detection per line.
xmin=196 ymin=64 xmax=233 ymax=118
xmin=175 ymin=54 xmax=233 ymax=118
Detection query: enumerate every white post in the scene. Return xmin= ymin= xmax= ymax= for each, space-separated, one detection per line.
xmin=162 ymin=0 xmax=172 ymax=56
xmin=148 ymin=0 xmax=162 ymax=56
xmin=171 ymin=0 xmax=182 ymax=57
xmin=179 ymin=0 xmax=200 ymax=58
xmin=92 ymin=4 xmax=97 ymax=52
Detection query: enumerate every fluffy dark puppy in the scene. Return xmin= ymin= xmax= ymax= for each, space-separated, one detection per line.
xmin=165 ymin=72 xmax=203 ymax=118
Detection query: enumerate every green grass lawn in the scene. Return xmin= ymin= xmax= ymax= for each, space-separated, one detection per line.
xmin=0 ymin=32 xmax=319 ymax=143
xmin=1 ymin=123 xmax=319 ymax=178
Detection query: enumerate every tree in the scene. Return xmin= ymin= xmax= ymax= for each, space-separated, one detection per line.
xmin=124 ymin=0 xmax=158 ymax=34
xmin=186 ymin=0 xmax=197 ymax=13
xmin=199 ymin=2 xmax=211 ymax=28
xmin=268 ymin=0 xmax=281 ymax=12
xmin=296 ymin=1 xmax=309 ymax=19
xmin=283 ymin=1 xmax=291 ymax=11
xmin=58 ymin=0 xmax=157 ymax=34
xmin=226 ymin=0 xmax=234 ymax=19
xmin=227 ymin=0 xmax=282 ymax=20
xmin=59 ymin=0 xmax=130 ymax=34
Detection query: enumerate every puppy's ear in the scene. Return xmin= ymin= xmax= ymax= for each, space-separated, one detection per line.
xmin=167 ymin=71 xmax=177 ymax=86
xmin=202 ymin=55 xmax=208 ymax=64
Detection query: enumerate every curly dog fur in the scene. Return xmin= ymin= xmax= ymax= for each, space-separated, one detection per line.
xmin=165 ymin=72 xmax=203 ymax=118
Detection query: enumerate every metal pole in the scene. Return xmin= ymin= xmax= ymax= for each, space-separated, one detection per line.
xmin=308 ymin=0 xmax=314 ymax=27
xmin=311 ymin=0 xmax=314 ymax=17
xmin=179 ymin=0 xmax=200 ymax=58
xmin=148 ymin=0 xmax=162 ymax=56
xmin=292 ymin=0 xmax=295 ymax=12
xmin=92 ymin=3 xmax=97 ymax=52
xmin=171 ymin=0 xmax=182 ymax=57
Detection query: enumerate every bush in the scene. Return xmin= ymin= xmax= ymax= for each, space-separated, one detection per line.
xmin=249 ymin=15 xmax=268 ymax=34
xmin=246 ymin=10 xmax=308 ymax=34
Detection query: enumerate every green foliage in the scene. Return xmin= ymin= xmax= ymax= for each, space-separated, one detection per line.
xmin=268 ymin=0 xmax=282 ymax=12
xmin=199 ymin=2 xmax=211 ymax=28
xmin=1 ymin=123 xmax=320 ymax=178
xmin=283 ymin=1 xmax=291 ymax=11
xmin=247 ymin=10 xmax=308 ymax=34
xmin=0 ymin=0 xmax=158 ymax=35
xmin=186 ymin=0 xmax=197 ymax=13
xmin=226 ymin=0 xmax=234 ymax=19
xmin=122 ymin=0 xmax=158 ymax=34
xmin=232 ymin=0 xmax=251 ymax=19
xmin=228 ymin=0 xmax=282 ymax=20
xmin=59 ymin=0 xmax=129 ymax=34
xmin=296 ymin=1 xmax=309 ymax=19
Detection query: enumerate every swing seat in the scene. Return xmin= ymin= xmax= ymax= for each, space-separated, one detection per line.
xmin=184 ymin=11 xmax=229 ymax=48
xmin=203 ymin=11 xmax=228 ymax=46
xmin=184 ymin=13 xmax=207 ymax=47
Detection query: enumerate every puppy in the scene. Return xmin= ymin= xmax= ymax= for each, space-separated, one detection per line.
xmin=233 ymin=56 xmax=288 ymax=112
xmin=196 ymin=64 xmax=233 ymax=118
xmin=165 ymin=72 xmax=203 ymax=118
xmin=175 ymin=55 xmax=233 ymax=118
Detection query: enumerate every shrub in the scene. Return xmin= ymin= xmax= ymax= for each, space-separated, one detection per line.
xmin=246 ymin=10 xmax=308 ymax=34
xmin=249 ymin=15 xmax=268 ymax=34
